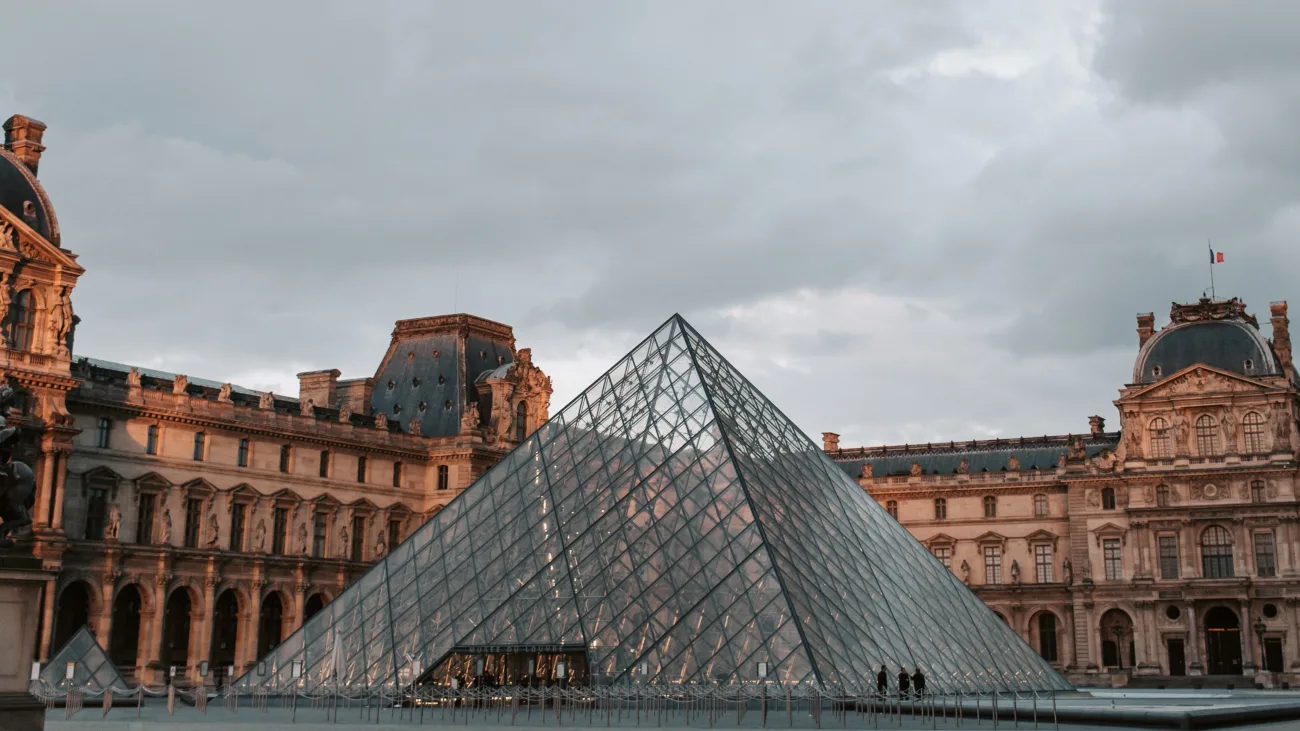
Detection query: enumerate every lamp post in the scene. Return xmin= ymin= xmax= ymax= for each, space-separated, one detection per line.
xmin=1253 ymin=617 xmax=1267 ymax=672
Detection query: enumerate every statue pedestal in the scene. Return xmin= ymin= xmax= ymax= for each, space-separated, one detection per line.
xmin=0 ymin=553 xmax=54 ymax=731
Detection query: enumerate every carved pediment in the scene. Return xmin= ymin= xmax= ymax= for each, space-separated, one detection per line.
xmin=181 ymin=478 xmax=217 ymax=498
xmin=385 ymin=501 xmax=413 ymax=516
xmin=1127 ymin=365 xmax=1270 ymax=400
xmin=974 ymin=531 xmax=1007 ymax=549
xmin=925 ymin=533 xmax=957 ymax=548
xmin=348 ymin=496 xmax=378 ymax=513
xmin=1025 ymin=529 xmax=1060 ymax=549
xmin=268 ymin=488 xmax=304 ymax=505
xmin=0 ymin=206 xmax=79 ymax=268
xmin=228 ymin=483 xmax=260 ymax=502
xmin=1091 ymin=522 xmax=1128 ymax=546
xmin=134 ymin=472 xmax=173 ymax=492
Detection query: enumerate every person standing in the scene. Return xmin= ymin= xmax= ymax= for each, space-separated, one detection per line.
xmin=897 ymin=667 xmax=911 ymax=697
xmin=876 ymin=665 xmax=888 ymax=695
xmin=911 ymin=667 xmax=926 ymax=696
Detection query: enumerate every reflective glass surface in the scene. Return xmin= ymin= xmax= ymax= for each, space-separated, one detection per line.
xmin=40 ymin=626 xmax=127 ymax=691
xmin=237 ymin=315 xmax=1069 ymax=694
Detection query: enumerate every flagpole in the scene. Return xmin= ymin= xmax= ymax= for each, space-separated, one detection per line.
xmin=1208 ymin=240 xmax=1216 ymax=301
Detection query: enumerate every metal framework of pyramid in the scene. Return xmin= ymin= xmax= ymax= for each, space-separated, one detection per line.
xmin=38 ymin=626 xmax=128 ymax=692
xmin=237 ymin=315 xmax=1069 ymax=694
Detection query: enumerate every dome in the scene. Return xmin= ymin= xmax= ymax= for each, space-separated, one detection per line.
xmin=1133 ymin=298 xmax=1281 ymax=383
xmin=0 ymin=147 xmax=58 ymax=244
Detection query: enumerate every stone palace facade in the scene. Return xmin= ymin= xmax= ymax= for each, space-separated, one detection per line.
xmin=1 ymin=114 xmax=552 ymax=685
xmin=824 ymin=296 xmax=1300 ymax=684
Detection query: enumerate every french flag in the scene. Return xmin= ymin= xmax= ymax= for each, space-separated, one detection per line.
xmin=1210 ymin=249 xmax=1224 ymax=264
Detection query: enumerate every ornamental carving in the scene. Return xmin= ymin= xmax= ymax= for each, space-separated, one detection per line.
xmin=300 ymin=398 xmax=314 ymax=417
xmin=1169 ymin=297 xmax=1256 ymax=327
xmin=217 ymin=383 xmax=232 ymax=403
xmin=909 ymin=461 xmax=923 ymax=477
xmin=375 ymin=411 xmax=388 ymax=430
xmin=956 ymin=458 xmax=969 ymax=475
xmin=861 ymin=463 xmax=872 ymax=479
xmin=338 ymin=404 xmax=353 ymax=423
xmin=259 ymin=391 xmax=275 ymax=409
xmin=172 ymin=374 xmax=188 ymax=395
xmin=0 ymin=218 xmax=15 ymax=251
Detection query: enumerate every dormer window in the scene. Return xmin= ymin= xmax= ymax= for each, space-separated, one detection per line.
xmin=1151 ymin=365 xmax=1162 ymax=378
xmin=1244 ymin=358 xmax=1255 ymax=372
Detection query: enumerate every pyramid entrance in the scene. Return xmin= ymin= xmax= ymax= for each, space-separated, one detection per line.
xmin=237 ymin=315 xmax=1069 ymax=694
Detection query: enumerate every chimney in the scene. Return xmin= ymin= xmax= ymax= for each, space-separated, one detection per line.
xmin=297 ymin=369 xmax=341 ymax=409
xmin=3 ymin=115 xmax=47 ymax=175
xmin=1271 ymin=301 xmax=1292 ymax=373
xmin=335 ymin=377 xmax=375 ymax=414
xmin=1136 ymin=313 xmax=1155 ymax=347
xmin=1088 ymin=415 xmax=1106 ymax=436
xmin=821 ymin=432 xmax=840 ymax=452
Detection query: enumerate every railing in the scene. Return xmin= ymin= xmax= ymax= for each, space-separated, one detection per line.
xmin=30 ymin=679 xmax=1064 ymax=729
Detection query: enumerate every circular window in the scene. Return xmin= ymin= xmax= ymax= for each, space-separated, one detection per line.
xmin=418 ymin=401 xmax=427 ymax=412
xmin=412 ymin=377 xmax=421 ymax=387
xmin=1245 ymin=358 xmax=1255 ymax=371
xmin=392 ymin=404 xmax=402 ymax=414
xmin=438 ymin=375 xmax=446 ymax=385
xmin=1264 ymin=603 xmax=1279 ymax=619
xmin=444 ymin=400 xmax=453 ymax=410
xmin=1152 ymin=365 xmax=1162 ymax=378
xmin=1165 ymin=605 xmax=1181 ymax=621
xmin=387 ymin=380 xmax=395 ymax=390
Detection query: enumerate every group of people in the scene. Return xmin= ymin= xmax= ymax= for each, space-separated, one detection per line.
xmin=875 ymin=666 xmax=926 ymax=697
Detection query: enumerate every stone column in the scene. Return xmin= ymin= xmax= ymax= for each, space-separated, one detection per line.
xmin=1186 ymin=602 xmax=1203 ymax=676
xmin=1133 ymin=524 xmax=1151 ymax=578
xmin=31 ymin=451 xmax=57 ymax=530
xmin=145 ymin=580 xmax=167 ymax=685
xmin=1133 ymin=601 xmax=1158 ymax=674
xmin=39 ymin=577 xmax=56 ymax=662
xmin=1081 ymin=600 xmax=1098 ymax=671
xmin=1282 ymin=519 xmax=1299 ymax=578
xmin=1241 ymin=599 xmax=1257 ymax=673
xmin=247 ymin=581 xmax=265 ymax=672
xmin=1238 ymin=522 xmax=1255 ymax=577
xmin=97 ymin=581 xmax=115 ymax=652
xmin=196 ymin=578 xmax=217 ymax=686
xmin=1287 ymin=599 xmax=1300 ymax=670
xmin=51 ymin=448 xmax=70 ymax=531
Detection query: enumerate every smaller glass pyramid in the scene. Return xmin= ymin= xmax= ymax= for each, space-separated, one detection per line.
xmin=38 ymin=626 xmax=128 ymax=692
xmin=237 ymin=315 xmax=1070 ymax=695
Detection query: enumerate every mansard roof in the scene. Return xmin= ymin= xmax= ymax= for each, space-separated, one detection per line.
xmin=828 ymin=432 xmax=1121 ymax=480
xmin=1133 ymin=297 xmax=1284 ymax=384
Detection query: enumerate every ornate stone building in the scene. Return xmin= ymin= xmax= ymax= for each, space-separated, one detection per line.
xmin=823 ymin=296 xmax=1300 ymax=684
xmin=1 ymin=115 xmax=552 ymax=685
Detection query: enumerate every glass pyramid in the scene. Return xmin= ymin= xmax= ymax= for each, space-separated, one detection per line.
xmin=38 ymin=626 xmax=128 ymax=692
xmin=237 ymin=315 xmax=1070 ymax=694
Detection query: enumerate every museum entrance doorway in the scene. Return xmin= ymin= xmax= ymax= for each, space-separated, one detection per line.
xmin=1204 ymin=606 xmax=1242 ymax=675
xmin=1166 ymin=638 xmax=1186 ymax=676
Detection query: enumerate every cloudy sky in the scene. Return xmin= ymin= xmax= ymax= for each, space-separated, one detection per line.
xmin=5 ymin=1 xmax=1300 ymax=447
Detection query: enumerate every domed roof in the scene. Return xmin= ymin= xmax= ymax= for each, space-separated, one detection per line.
xmin=0 ymin=148 xmax=58 ymax=244
xmin=1133 ymin=298 xmax=1281 ymax=384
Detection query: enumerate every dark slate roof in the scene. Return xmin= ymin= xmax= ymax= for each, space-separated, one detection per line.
xmin=370 ymin=333 xmax=513 ymax=437
xmin=1134 ymin=319 xmax=1281 ymax=384
xmin=829 ymin=433 xmax=1122 ymax=478
xmin=0 ymin=149 xmax=56 ymax=242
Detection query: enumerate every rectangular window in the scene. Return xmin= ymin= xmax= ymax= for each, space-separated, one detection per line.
xmin=392 ymin=461 xmax=403 ymax=488
xmin=192 ymin=432 xmax=205 ymax=461
xmin=437 ymin=465 xmax=449 ymax=491
xmin=1255 ymin=531 xmax=1277 ymax=578
xmin=230 ymin=503 xmax=247 ymax=552
xmin=135 ymin=493 xmax=156 ymax=545
xmin=319 ymin=451 xmax=330 ymax=478
xmin=313 ymin=514 xmax=327 ymax=558
xmin=279 ymin=445 xmax=291 ymax=473
xmin=1158 ymin=535 xmax=1180 ymax=579
xmin=1103 ymin=538 xmax=1123 ymax=581
xmin=356 ymin=456 xmax=367 ymax=484
xmin=1035 ymin=544 xmax=1054 ymax=583
xmin=272 ymin=507 xmax=289 ymax=555
xmin=350 ymin=515 xmax=366 ymax=561
xmin=387 ymin=519 xmax=402 ymax=552
xmin=84 ymin=487 xmax=108 ymax=540
xmin=932 ymin=546 xmax=951 ymax=568
xmin=237 ymin=438 xmax=249 ymax=468
xmin=95 ymin=418 xmax=112 ymax=449
xmin=184 ymin=498 xmax=203 ymax=548
xmin=146 ymin=425 xmax=159 ymax=455
xmin=983 ymin=546 xmax=1002 ymax=585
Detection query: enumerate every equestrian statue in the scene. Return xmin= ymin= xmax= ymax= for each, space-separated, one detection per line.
xmin=0 ymin=384 xmax=36 ymax=548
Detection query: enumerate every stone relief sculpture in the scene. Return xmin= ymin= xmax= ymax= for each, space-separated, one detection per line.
xmin=861 ymin=463 xmax=872 ymax=479
xmin=375 ymin=531 xmax=387 ymax=558
xmin=172 ymin=374 xmax=188 ymax=395
xmin=956 ymin=458 xmax=970 ymax=475
xmin=1272 ymin=403 xmax=1291 ymax=451
xmin=408 ymin=418 xmax=422 ymax=436
xmin=206 ymin=512 xmax=220 ymax=546
xmin=339 ymin=523 xmax=349 ymax=556
xmin=1080 ymin=557 xmax=1093 ymax=582
xmin=259 ymin=391 xmax=275 ymax=410
xmin=1007 ymin=456 xmax=1020 ymax=471
xmin=1010 ymin=560 xmax=1021 ymax=585
xmin=217 ymin=383 xmax=232 ymax=403
xmin=297 ymin=522 xmax=309 ymax=555
xmin=160 ymin=509 xmax=172 ymax=544
xmin=1062 ymin=557 xmax=1073 ymax=586
xmin=960 ymin=560 xmax=971 ymax=585
xmin=374 ymin=411 xmax=388 ymax=430
xmin=459 ymin=402 xmax=479 ymax=433
xmin=300 ymin=398 xmax=314 ymax=417
xmin=909 ymin=461 xmax=923 ymax=477
xmin=1221 ymin=407 xmax=1237 ymax=451
xmin=1174 ymin=412 xmax=1190 ymax=453
xmin=51 ymin=286 xmax=73 ymax=354
xmin=127 ymin=367 xmax=141 ymax=388
xmin=254 ymin=518 xmax=267 ymax=552
xmin=338 ymin=404 xmax=353 ymax=423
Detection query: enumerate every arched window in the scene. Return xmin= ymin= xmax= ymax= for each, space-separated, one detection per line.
xmin=1200 ymin=525 xmax=1235 ymax=579
xmin=1101 ymin=487 xmax=1116 ymax=510
xmin=8 ymin=289 xmax=35 ymax=351
xmin=1034 ymin=494 xmax=1048 ymax=517
xmin=1251 ymin=480 xmax=1266 ymax=504
xmin=1148 ymin=417 xmax=1172 ymax=459
xmin=1243 ymin=412 xmax=1267 ymax=454
xmin=934 ymin=498 xmax=947 ymax=520
xmin=514 ymin=401 xmax=527 ymax=442
xmin=983 ymin=495 xmax=997 ymax=519
xmin=1155 ymin=485 xmax=1170 ymax=507
xmin=886 ymin=501 xmax=899 ymax=519
xmin=1037 ymin=612 xmax=1058 ymax=662
xmin=1195 ymin=414 xmax=1220 ymax=457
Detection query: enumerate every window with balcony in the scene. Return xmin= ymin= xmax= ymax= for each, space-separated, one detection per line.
xmin=272 ymin=507 xmax=289 ymax=555
xmin=350 ymin=515 xmax=366 ymax=562
xmin=85 ymin=486 xmax=109 ymax=540
xmin=229 ymin=503 xmax=247 ymax=552
xmin=135 ymin=493 xmax=156 ymax=545
xmin=312 ymin=514 xmax=327 ymax=558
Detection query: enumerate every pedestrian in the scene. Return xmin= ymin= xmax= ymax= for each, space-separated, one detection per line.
xmin=897 ymin=667 xmax=911 ymax=697
xmin=876 ymin=665 xmax=888 ymax=695
xmin=911 ymin=667 xmax=926 ymax=696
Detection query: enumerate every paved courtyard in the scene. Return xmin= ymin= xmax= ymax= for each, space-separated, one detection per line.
xmin=39 ymin=689 xmax=1300 ymax=731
